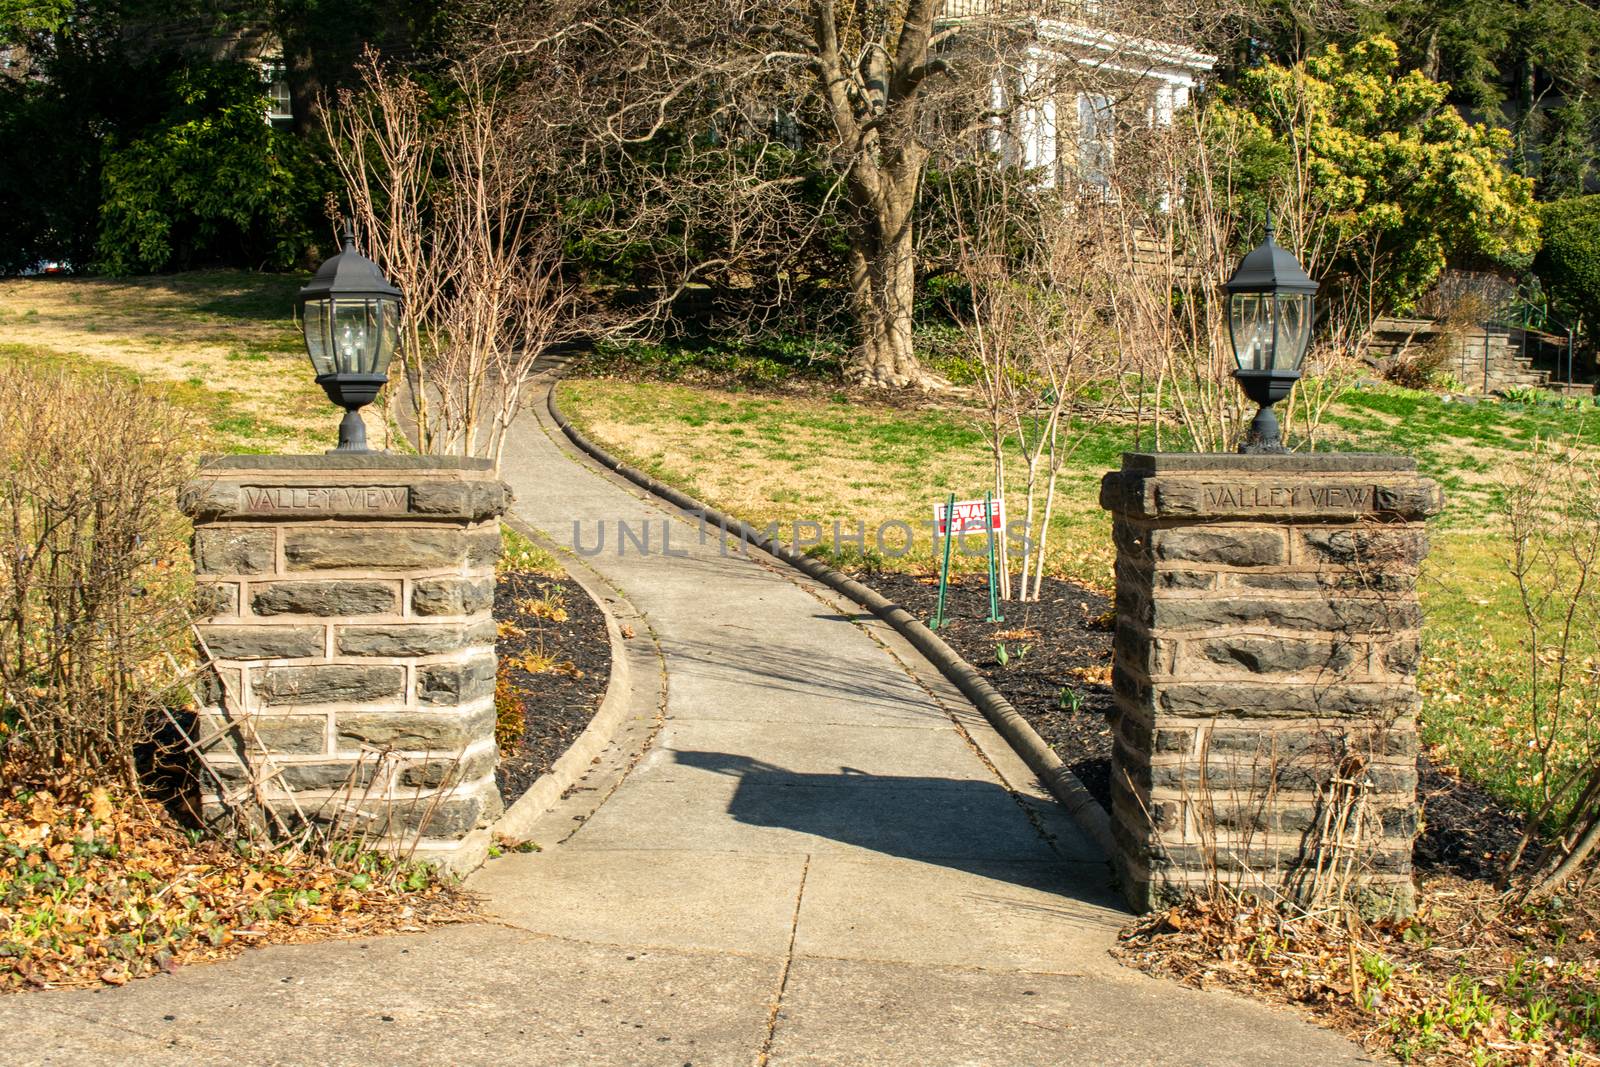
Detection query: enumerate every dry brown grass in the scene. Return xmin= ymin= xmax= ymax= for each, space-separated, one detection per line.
xmin=0 ymin=273 xmax=383 ymax=454
xmin=561 ymin=378 xmax=1119 ymax=587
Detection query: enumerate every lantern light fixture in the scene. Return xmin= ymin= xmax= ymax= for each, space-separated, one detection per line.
xmin=1223 ymin=213 xmax=1319 ymax=454
xmin=296 ymin=223 xmax=402 ymax=453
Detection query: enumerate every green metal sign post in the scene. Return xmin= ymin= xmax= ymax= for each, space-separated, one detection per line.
xmin=984 ymin=492 xmax=1003 ymax=623
xmin=932 ymin=492 xmax=955 ymax=630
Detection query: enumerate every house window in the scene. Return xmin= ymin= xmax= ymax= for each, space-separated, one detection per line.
xmin=1076 ymin=93 xmax=1114 ymax=190
xmin=263 ymin=60 xmax=292 ymax=126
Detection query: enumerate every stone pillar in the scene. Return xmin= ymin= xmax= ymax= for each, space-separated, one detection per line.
xmin=1099 ymin=453 xmax=1442 ymax=913
xmin=180 ymin=455 xmax=511 ymax=873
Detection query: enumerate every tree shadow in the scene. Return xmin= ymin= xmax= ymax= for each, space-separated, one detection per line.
xmin=671 ymin=749 xmax=1120 ymax=909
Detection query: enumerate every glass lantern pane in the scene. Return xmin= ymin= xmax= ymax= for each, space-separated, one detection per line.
xmin=332 ymin=299 xmax=380 ymax=375
xmin=1272 ymin=293 xmax=1312 ymax=371
xmin=373 ymin=296 xmax=401 ymax=377
xmin=1230 ymin=293 xmax=1274 ymax=372
xmin=303 ymin=299 xmax=337 ymax=377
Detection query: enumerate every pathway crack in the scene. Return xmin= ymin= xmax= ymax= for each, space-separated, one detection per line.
xmin=756 ymin=852 xmax=810 ymax=1067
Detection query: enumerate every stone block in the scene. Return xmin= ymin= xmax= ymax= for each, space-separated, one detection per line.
xmin=195 ymin=582 xmax=239 ymax=618
xmin=335 ymin=705 xmax=495 ymax=750
xmin=416 ymin=657 xmax=497 ymax=706
xmin=196 ymin=711 xmax=327 ymax=755
xmin=1156 ymin=570 xmax=1216 ymax=590
xmin=180 ymin=480 xmax=240 ymax=521
xmin=411 ymin=576 xmax=496 ymax=617
xmin=1156 ymin=681 xmax=1419 ymax=719
xmin=197 ymin=625 xmax=324 ymax=661
xmin=1203 ymin=724 xmax=1416 ymax=760
xmin=1381 ymin=637 xmax=1421 ymax=676
xmin=1152 ymin=595 xmax=1420 ymax=633
xmin=1195 ymin=635 xmax=1357 ymax=675
xmin=207 ymin=758 xmax=376 ymax=791
xmin=466 ymin=527 xmax=503 ymax=568
xmin=1150 ymin=527 xmax=1285 ymax=566
xmin=1374 ymin=482 xmax=1445 ymax=520
xmin=1153 ymin=727 xmax=1193 ymax=754
xmin=1112 ymin=520 xmax=1150 ymax=563
xmin=194 ymin=528 xmax=275 ymax=575
xmin=251 ymin=580 xmax=399 ymax=617
xmin=283 ymin=528 xmax=464 ymax=571
xmin=1148 ymin=755 xmax=1417 ymax=795
xmin=254 ymin=664 xmax=405 ymax=706
xmin=409 ymin=481 xmax=510 ymax=521
xmin=195 ymin=666 xmax=242 ymax=711
xmin=396 ymin=746 xmax=497 ymax=789
xmin=381 ymin=789 xmax=493 ymax=838
xmin=336 ymin=622 xmax=494 ymax=657
xmin=1299 ymin=527 xmax=1427 ymax=567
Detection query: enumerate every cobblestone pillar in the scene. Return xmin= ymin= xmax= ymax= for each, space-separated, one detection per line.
xmin=180 ymin=455 xmax=510 ymax=873
xmin=1099 ymin=453 xmax=1442 ymax=913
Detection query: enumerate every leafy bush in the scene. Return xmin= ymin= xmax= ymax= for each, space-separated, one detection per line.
xmin=1535 ymin=196 xmax=1600 ymax=338
xmin=95 ymin=61 xmax=327 ymax=274
xmin=0 ymin=363 xmax=195 ymax=783
xmin=1215 ymin=36 xmax=1540 ymax=312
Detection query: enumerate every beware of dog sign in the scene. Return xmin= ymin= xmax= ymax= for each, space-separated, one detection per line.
xmin=934 ymin=498 xmax=1006 ymax=536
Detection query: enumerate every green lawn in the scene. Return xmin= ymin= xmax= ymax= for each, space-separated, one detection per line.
xmin=559 ymin=375 xmax=1600 ymax=820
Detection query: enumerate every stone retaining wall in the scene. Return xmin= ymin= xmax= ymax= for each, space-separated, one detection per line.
xmin=1100 ymin=453 xmax=1442 ymax=913
xmin=181 ymin=455 xmax=511 ymax=873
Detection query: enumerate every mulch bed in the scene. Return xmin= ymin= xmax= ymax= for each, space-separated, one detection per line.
xmin=492 ymin=571 xmax=611 ymax=806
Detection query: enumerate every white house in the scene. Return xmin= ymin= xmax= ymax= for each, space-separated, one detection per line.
xmin=941 ymin=0 xmax=1216 ymax=191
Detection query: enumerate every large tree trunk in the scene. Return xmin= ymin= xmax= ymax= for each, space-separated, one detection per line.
xmin=846 ymin=162 xmax=941 ymax=388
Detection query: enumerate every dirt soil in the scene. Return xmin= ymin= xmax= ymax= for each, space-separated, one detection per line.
xmin=493 ymin=571 xmax=611 ymax=805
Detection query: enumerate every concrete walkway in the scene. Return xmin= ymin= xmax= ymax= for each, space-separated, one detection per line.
xmin=0 ymin=386 xmax=1379 ymax=1066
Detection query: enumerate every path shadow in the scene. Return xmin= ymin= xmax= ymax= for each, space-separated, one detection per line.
xmin=672 ymin=749 xmax=1119 ymax=910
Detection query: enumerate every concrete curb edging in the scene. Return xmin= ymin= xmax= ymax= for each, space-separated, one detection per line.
xmin=489 ymin=519 xmax=644 ymax=844
xmin=542 ymin=379 xmax=1117 ymax=861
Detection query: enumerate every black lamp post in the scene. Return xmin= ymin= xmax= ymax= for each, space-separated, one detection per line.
xmin=296 ymin=225 xmax=402 ymax=453
xmin=1224 ymin=215 xmax=1318 ymax=454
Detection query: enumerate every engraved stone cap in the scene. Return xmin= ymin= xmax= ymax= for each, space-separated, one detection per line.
xmin=1102 ymin=452 xmax=1442 ymax=521
xmin=198 ymin=454 xmax=493 ymax=471
xmin=181 ymin=454 xmax=511 ymax=523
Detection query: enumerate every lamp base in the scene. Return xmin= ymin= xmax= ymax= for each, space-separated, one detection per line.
xmin=1233 ymin=369 xmax=1299 ymax=455
xmin=331 ymin=407 xmax=370 ymax=453
xmin=1239 ymin=404 xmax=1286 ymax=454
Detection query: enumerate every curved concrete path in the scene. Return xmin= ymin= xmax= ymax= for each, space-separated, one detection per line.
xmin=0 ymin=384 xmax=1379 ymax=1066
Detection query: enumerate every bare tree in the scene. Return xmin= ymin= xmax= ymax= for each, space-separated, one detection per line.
xmin=943 ymin=161 xmax=1118 ymax=599
xmin=478 ymin=0 xmax=1225 ymax=390
xmin=325 ymin=54 xmax=592 ymax=470
xmin=1499 ymin=441 xmax=1600 ymax=900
